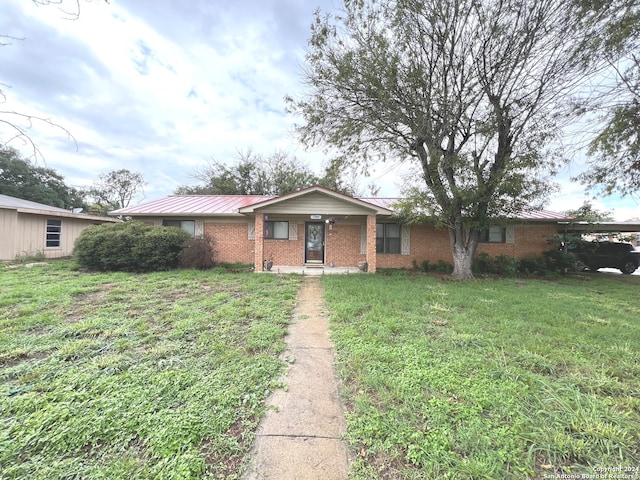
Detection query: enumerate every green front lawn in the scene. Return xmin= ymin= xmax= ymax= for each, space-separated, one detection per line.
xmin=3 ymin=260 xmax=638 ymax=480
xmin=0 ymin=261 xmax=300 ymax=479
xmin=324 ymin=273 xmax=640 ymax=479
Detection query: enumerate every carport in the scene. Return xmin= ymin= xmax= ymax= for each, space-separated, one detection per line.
xmin=557 ymin=221 xmax=640 ymax=242
xmin=557 ymin=221 xmax=640 ymax=274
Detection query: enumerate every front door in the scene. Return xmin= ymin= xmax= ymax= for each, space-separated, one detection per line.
xmin=305 ymin=222 xmax=325 ymax=264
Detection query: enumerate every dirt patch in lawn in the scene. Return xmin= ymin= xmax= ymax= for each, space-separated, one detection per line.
xmin=201 ymin=419 xmax=248 ymax=477
xmin=66 ymin=283 xmax=115 ymax=323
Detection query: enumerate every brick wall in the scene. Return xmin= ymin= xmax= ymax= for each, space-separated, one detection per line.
xmin=477 ymin=224 xmax=557 ymax=259
xmin=204 ymin=219 xmax=559 ymax=268
xmin=378 ymin=223 xmax=558 ymax=269
xmin=264 ymin=223 xmax=305 ymax=265
xmin=378 ymin=225 xmax=452 ymax=269
xmin=204 ymin=222 xmax=253 ymax=264
xmin=366 ymin=215 xmax=377 ymax=272
xmin=254 ymin=214 xmax=264 ymax=270
xmin=325 ymin=223 xmax=366 ymax=267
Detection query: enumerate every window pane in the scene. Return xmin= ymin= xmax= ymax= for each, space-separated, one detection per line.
xmin=376 ymin=223 xmax=401 ymax=253
xmin=489 ymin=225 xmax=503 ymax=243
xmin=387 ymin=238 xmax=401 ymax=254
xmin=163 ymin=219 xmax=195 ymax=237
xmin=46 ymin=219 xmax=62 ymax=247
xmin=386 ymin=224 xmax=400 ymax=238
xmin=265 ymin=221 xmax=289 ymax=239
xmin=180 ymin=221 xmax=195 ymax=238
xmin=273 ymin=221 xmax=289 ymax=239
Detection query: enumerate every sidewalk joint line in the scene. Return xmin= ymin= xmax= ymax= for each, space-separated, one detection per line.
xmin=288 ymin=346 xmax=333 ymax=351
xmin=256 ymin=433 xmax=343 ymax=441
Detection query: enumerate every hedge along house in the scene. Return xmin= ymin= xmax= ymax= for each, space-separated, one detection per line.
xmin=110 ymin=185 xmax=572 ymax=273
xmin=0 ymin=194 xmax=120 ymax=261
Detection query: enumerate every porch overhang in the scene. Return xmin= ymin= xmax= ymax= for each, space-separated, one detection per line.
xmin=237 ymin=185 xmax=395 ymax=217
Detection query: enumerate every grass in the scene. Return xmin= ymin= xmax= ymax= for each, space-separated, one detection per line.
xmin=0 ymin=260 xmax=301 ymax=479
xmin=3 ymin=260 xmax=639 ymax=480
xmin=323 ymin=273 xmax=640 ymax=479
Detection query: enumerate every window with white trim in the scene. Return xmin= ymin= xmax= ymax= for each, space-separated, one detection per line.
xmin=46 ymin=219 xmax=62 ymax=248
xmin=163 ymin=219 xmax=196 ymax=238
xmin=376 ymin=223 xmax=401 ymax=254
xmin=265 ymin=221 xmax=289 ymax=239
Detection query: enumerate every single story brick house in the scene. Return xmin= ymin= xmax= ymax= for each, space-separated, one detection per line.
xmin=0 ymin=194 xmax=120 ymax=261
xmin=110 ymin=185 xmax=570 ymax=273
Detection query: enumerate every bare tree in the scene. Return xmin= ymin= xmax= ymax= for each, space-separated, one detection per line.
xmin=0 ymin=1 xmax=108 ymax=159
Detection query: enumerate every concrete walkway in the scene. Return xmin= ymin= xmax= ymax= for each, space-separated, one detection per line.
xmin=242 ymin=277 xmax=350 ymax=480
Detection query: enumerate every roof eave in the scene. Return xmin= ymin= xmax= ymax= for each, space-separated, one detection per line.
xmin=16 ymin=207 xmax=120 ymax=222
xmin=109 ymin=211 xmax=249 ymax=218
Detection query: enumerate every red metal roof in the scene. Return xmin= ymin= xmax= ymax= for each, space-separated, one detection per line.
xmin=359 ymin=198 xmax=571 ymax=220
xmin=111 ymin=195 xmax=273 ymax=216
xmin=111 ymin=192 xmax=570 ymax=221
xmin=358 ymin=197 xmax=399 ymax=210
xmin=516 ymin=210 xmax=572 ymax=220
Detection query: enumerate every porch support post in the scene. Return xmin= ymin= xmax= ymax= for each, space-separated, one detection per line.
xmin=254 ymin=213 xmax=265 ymax=271
xmin=366 ymin=214 xmax=377 ymax=273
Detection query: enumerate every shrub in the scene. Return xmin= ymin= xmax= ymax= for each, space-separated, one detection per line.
xmin=410 ymin=259 xmax=452 ymax=273
xmin=74 ymin=222 xmax=190 ymax=272
xmin=473 ymin=253 xmax=519 ymax=276
xmin=473 ymin=252 xmax=494 ymax=274
xmin=543 ymin=249 xmax=581 ymax=273
xmin=494 ymin=255 xmax=519 ymax=276
xmin=411 ymin=259 xmax=431 ymax=273
xmin=179 ymin=236 xmax=216 ymax=270
xmin=433 ymin=260 xmax=453 ymax=273
xmin=518 ymin=256 xmax=549 ymax=275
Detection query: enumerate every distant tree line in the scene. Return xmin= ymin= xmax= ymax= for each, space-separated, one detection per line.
xmin=0 ymin=146 xmax=145 ymax=214
xmin=1 ymin=145 xmax=370 ymax=216
xmin=174 ymin=149 xmax=372 ymax=197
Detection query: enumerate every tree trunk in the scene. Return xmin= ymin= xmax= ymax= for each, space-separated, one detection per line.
xmin=448 ymin=225 xmax=479 ymax=279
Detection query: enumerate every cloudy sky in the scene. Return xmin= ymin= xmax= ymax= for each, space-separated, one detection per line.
xmin=1 ymin=0 xmax=638 ymax=220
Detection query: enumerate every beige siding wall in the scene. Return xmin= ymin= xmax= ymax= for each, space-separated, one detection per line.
xmin=14 ymin=212 xmax=47 ymax=257
xmin=0 ymin=208 xmax=18 ymax=261
xmin=1 ymin=212 xmax=103 ymax=260
xmin=260 ymin=193 xmax=376 ymax=215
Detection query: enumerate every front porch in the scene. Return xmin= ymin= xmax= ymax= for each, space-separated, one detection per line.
xmin=237 ymin=187 xmax=395 ymax=273
xmin=260 ymin=264 xmax=365 ymax=275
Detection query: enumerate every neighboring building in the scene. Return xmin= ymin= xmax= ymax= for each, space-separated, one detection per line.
xmin=0 ymin=194 xmax=119 ymax=261
xmin=110 ymin=185 xmax=571 ymax=273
